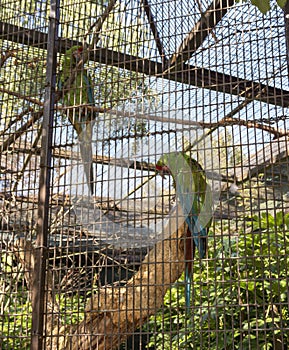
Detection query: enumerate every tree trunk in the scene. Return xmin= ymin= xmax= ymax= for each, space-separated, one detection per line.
xmin=56 ymin=211 xmax=186 ymax=349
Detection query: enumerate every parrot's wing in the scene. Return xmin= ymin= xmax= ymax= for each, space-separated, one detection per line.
xmin=58 ymin=64 xmax=95 ymax=194
xmin=82 ymin=73 xmax=94 ymax=106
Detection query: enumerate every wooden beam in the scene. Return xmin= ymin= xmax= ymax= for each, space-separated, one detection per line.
xmin=1 ymin=21 xmax=289 ymax=107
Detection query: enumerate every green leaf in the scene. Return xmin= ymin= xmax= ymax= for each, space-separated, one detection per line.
xmin=284 ymin=213 xmax=289 ymax=229
xmin=240 ymin=281 xmax=255 ymax=291
xmin=277 ymin=0 xmax=287 ymax=8
xmin=251 ymin=0 xmax=270 ymax=13
xmin=275 ymin=211 xmax=283 ymax=226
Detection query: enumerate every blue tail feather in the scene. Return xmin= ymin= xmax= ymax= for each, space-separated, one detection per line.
xmin=185 ymin=215 xmax=207 ymax=259
xmin=185 ymin=263 xmax=192 ymax=309
xmin=184 ymin=211 xmax=207 ymax=309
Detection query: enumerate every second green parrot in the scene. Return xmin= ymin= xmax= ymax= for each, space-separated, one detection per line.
xmin=156 ymin=152 xmax=212 ymax=308
xmin=59 ymin=46 xmax=96 ymax=194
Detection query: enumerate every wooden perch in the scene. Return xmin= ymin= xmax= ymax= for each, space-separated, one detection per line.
xmin=2 ymin=100 xmax=288 ymax=155
xmin=49 ymin=209 xmax=186 ymax=350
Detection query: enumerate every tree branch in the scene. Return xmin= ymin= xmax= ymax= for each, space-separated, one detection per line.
xmin=167 ymin=0 xmax=234 ymax=70
xmin=57 ymin=104 xmax=289 ymax=139
xmin=0 ymin=87 xmax=44 ymax=106
xmin=0 ymin=110 xmax=43 ymax=153
xmin=0 ymin=107 xmax=34 ymax=136
xmin=140 ymin=0 xmax=167 ymax=66
xmin=0 ymin=48 xmax=17 ymax=67
xmin=3 ymin=104 xmax=287 ymax=160
xmin=50 ymin=212 xmax=186 ymax=350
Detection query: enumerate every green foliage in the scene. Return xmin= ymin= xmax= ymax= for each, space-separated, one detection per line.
xmin=238 ymin=0 xmax=287 ymax=13
xmin=1 ymin=295 xmax=31 ymax=349
xmin=54 ymin=293 xmax=86 ymax=325
xmin=0 ymin=43 xmax=46 ymax=129
xmin=144 ymin=212 xmax=289 ymax=349
xmin=0 ymin=251 xmax=85 ymax=348
xmin=0 ymin=252 xmax=31 ymax=349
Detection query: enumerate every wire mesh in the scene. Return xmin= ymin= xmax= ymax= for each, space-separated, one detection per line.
xmin=1 ymin=0 xmax=289 ymax=349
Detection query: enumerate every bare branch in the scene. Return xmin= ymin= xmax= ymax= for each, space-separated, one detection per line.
xmin=0 ymin=87 xmax=44 ymax=106
xmin=0 ymin=49 xmax=16 ymax=67
xmin=167 ymin=0 xmax=234 ymax=70
xmin=140 ymin=0 xmax=167 ymax=65
xmin=11 ymin=126 xmax=42 ymax=192
xmin=107 ymin=107 xmax=288 ymax=139
xmin=85 ymin=0 xmax=118 ymax=49
xmin=0 ymin=110 xmax=43 ymax=153
xmin=2 ymin=103 xmax=286 ymax=155
xmin=0 ymin=107 xmax=34 ymax=136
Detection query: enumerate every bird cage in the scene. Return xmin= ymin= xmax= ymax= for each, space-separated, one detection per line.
xmin=1 ymin=0 xmax=289 ymax=349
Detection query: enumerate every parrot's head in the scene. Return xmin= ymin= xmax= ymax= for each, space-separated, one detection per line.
xmin=156 ymin=154 xmax=172 ymax=178
xmin=64 ymin=46 xmax=84 ymax=66
xmin=156 ymin=152 xmax=201 ymax=179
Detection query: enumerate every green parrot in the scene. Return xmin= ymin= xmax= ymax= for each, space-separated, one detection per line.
xmin=59 ymin=46 xmax=96 ymax=194
xmin=156 ymin=152 xmax=212 ymax=308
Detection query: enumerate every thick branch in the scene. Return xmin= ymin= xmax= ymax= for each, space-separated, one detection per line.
xmin=51 ymin=212 xmax=186 ymax=350
xmin=169 ymin=0 xmax=234 ymax=68
xmin=141 ymin=0 xmax=167 ymax=65
xmin=0 ymin=110 xmax=43 ymax=153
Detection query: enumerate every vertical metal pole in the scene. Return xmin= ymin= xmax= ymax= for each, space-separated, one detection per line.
xmin=31 ymin=0 xmax=59 ymax=349
xmin=284 ymin=1 xmax=289 ymax=77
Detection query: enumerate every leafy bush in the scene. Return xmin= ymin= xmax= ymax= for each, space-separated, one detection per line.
xmin=0 ymin=251 xmax=31 ymax=349
xmin=1 ymin=212 xmax=289 ymax=348
xmin=0 ymin=251 xmax=85 ymax=349
xmin=145 ymin=212 xmax=289 ymax=349
xmin=236 ymin=0 xmax=287 ymax=14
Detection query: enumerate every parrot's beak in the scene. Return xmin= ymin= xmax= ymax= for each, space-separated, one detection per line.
xmin=155 ymin=164 xmax=171 ymax=178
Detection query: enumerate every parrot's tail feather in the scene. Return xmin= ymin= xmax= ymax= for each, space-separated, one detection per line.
xmin=184 ymin=228 xmax=193 ymax=310
xmin=196 ymin=227 xmax=208 ymax=259
xmin=78 ymin=121 xmax=94 ymax=195
xmin=200 ymin=235 xmax=207 ymax=259
xmin=185 ymin=265 xmax=192 ymax=309
xmin=79 ymin=141 xmax=94 ymax=195
xmin=186 ymin=215 xmax=208 ymax=259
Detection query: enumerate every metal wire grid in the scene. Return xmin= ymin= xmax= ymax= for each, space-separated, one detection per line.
xmin=1 ymin=0 xmax=289 ymax=349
